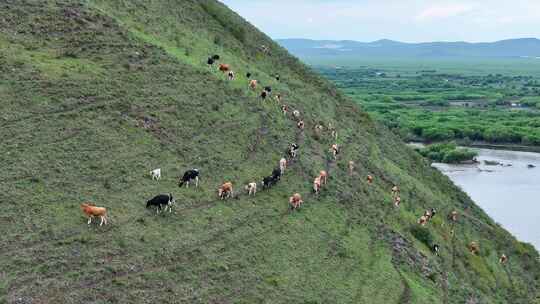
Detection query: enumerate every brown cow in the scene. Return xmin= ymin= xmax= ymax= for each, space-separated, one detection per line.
xmin=499 ymin=254 xmax=508 ymax=264
xmin=367 ymin=175 xmax=374 ymax=184
xmin=218 ymin=64 xmax=230 ymax=72
xmin=319 ymin=170 xmax=328 ymax=185
xmin=249 ymin=79 xmax=258 ymax=90
xmin=469 ymin=242 xmax=480 ymax=255
xmin=418 ymin=215 xmax=429 ymax=226
xmin=80 ymin=203 xmax=108 ymax=226
xmin=289 ymin=193 xmax=303 ymax=210
xmin=218 ymin=182 xmax=234 ymax=200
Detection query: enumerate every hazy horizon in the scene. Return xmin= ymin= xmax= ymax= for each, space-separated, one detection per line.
xmin=221 ymin=0 xmax=540 ymax=43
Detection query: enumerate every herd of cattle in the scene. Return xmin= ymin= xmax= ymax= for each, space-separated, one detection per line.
xmin=79 ymin=53 xmax=509 ymax=265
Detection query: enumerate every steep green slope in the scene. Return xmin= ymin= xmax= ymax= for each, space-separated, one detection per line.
xmin=1 ymin=1 xmax=539 ymax=303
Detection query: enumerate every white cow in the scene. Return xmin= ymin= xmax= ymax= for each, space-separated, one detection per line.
xmin=150 ymin=168 xmax=161 ymax=181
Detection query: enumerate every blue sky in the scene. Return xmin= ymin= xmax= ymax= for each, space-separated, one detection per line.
xmin=220 ymin=0 xmax=540 ymax=42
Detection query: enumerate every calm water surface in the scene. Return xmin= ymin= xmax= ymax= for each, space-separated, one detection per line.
xmin=430 ymin=148 xmax=540 ymax=250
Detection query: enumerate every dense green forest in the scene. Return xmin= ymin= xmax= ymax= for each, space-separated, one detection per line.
xmin=318 ymin=65 xmax=540 ymax=147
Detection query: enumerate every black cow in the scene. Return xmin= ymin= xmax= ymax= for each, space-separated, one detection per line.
xmin=211 ymin=54 xmax=220 ymax=60
xmin=260 ymin=91 xmax=267 ymax=100
xmin=207 ymin=57 xmax=215 ymax=66
xmin=262 ymin=175 xmax=277 ymax=189
xmin=178 ymin=169 xmax=200 ymax=188
xmin=271 ymin=167 xmax=282 ymax=181
xmin=275 ymin=74 xmax=280 ymax=81
xmin=146 ymin=193 xmax=175 ymax=214
xmin=246 ymin=72 xmax=252 ymax=79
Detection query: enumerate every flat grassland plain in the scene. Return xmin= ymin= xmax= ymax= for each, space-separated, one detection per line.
xmin=312 ymin=57 xmax=540 ymax=149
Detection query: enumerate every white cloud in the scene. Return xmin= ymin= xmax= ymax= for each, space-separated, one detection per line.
xmin=221 ymin=0 xmax=540 ymax=42
xmin=415 ymin=3 xmax=474 ymax=21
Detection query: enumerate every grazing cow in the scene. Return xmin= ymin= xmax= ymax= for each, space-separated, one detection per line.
xmin=430 ymin=208 xmax=437 ymax=218
xmin=469 ymin=242 xmax=480 ymax=255
xmin=418 ymin=215 xmax=429 ymax=226
xmin=80 ymin=203 xmax=108 ymax=226
xmin=249 ymin=79 xmax=258 ymax=90
xmin=499 ymin=254 xmax=508 ymax=264
xmin=392 ymin=185 xmax=400 ymax=197
xmin=314 ymin=124 xmax=324 ymax=137
xmin=275 ymin=94 xmax=282 ymax=103
xmin=313 ymin=176 xmax=322 ymax=194
xmin=260 ymin=91 xmax=268 ymax=100
xmin=367 ymin=175 xmax=374 ymax=184
xmin=246 ymin=72 xmax=252 ymax=79
xmin=297 ymin=120 xmax=305 ymax=130
xmin=218 ymin=64 xmax=230 ymax=72
xmin=292 ymin=110 xmax=300 ymax=120
xmin=394 ymin=196 xmax=401 ymax=207
xmin=279 ymin=158 xmax=287 ymax=175
xmin=330 ymin=128 xmax=338 ymax=140
xmin=330 ymin=144 xmax=339 ymax=159
xmin=207 ymin=57 xmax=215 ymax=66
xmin=348 ymin=161 xmax=355 ymax=176
xmin=245 ymin=182 xmax=257 ymax=196
xmin=288 ymin=143 xmax=300 ymax=159
xmin=178 ymin=169 xmax=199 ymax=188
xmin=264 ymin=86 xmax=272 ymax=93
xmin=228 ymin=71 xmax=235 ymax=80
xmin=150 ymin=168 xmax=161 ymax=181
xmin=432 ymin=244 xmax=440 ymax=256
xmin=271 ymin=167 xmax=282 ymax=181
xmin=260 ymin=45 xmax=270 ymax=54
xmin=449 ymin=211 xmax=459 ymax=222
xmin=289 ymin=193 xmax=303 ymax=210
xmin=275 ymin=74 xmax=280 ymax=81
xmin=319 ymin=170 xmax=328 ymax=185
xmin=262 ymin=175 xmax=277 ymax=189
xmin=218 ymin=182 xmax=233 ymax=200
xmin=281 ymin=104 xmax=288 ymax=115
xmin=146 ymin=193 xmax=175 ymax=214
xmin=212 ymin=54 xmax=220 ymax=60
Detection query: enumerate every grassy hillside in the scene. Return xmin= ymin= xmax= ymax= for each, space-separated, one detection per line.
xmin=1 ymin=1 xmax=539 ymax=303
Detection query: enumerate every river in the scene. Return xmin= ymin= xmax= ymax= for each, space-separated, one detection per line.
xmin=428 ymin=147 xmax=540 ymax=249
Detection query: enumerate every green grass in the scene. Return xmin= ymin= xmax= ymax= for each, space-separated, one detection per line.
xmin=0 ymin=1 xmax=539 ymax=303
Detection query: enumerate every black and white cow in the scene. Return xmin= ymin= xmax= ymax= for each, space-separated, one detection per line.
xmin=178 ymin=169 xmax=200 ymax=188
xmin=288 ymin=143 xmax=300 ymax=159
xmin=432 ymin=244 xmax=440 ymax=256
xmin=264 ymin=86 xmax=272 ymax=93
xmin=146 ymin=193 xmax=175 ymax=214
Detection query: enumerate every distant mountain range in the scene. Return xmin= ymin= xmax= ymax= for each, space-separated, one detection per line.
xmin=277 ymin=38 xmax=540 ymax=59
